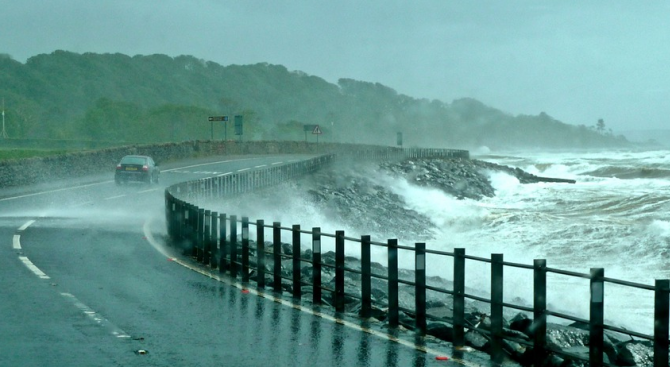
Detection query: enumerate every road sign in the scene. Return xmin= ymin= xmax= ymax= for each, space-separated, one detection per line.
xmin=208 ymin=116 xmax=229 ymax=122
xmin=312 ymin=125 xmax=322 ymax=135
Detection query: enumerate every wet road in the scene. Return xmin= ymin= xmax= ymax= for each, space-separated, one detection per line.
xmin=0 ymin=154 xmax=493 ymax=367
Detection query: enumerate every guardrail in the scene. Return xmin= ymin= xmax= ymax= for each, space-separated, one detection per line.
xmin=164 ymin=147 xmax=668 ymax=367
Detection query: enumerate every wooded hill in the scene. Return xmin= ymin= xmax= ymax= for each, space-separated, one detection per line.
xmin=0 ymin=51 xmax=629 ymax=149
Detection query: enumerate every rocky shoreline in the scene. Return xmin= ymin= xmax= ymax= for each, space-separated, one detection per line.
xmin=287 ymin=157 xmax=574 ymax=242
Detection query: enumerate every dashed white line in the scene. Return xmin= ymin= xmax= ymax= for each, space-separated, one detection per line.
xmin=216 ymin=172 xmax=233 ymax=177
xmin=161 ymin=157 xmax=258 ymax=172
xmin=104 ymin=194 xmax=127 ymax=200
xmin=237 ymin=168 xmax=250 ymax=172
xmin=60 ymin=293 xmax=130 ymax=338
xmin=0 ymin=181 xmax=111 ymax=202
xmin=71 ymin=201 xmax=94 ymax=207
xmin=137 ymin=188 xmax=158 ymax=194
xmin=12 ymin=220 xmax=132 ymax=339
xmin=271 ymin=162 xmax=283 ymax=165
xmin=254 ymin=165 xmax=267 ymax=168
xmin=14 ymin=220 xmax=48 ymax=279
xmin=14 ymin=219 xmax=36 ymax=249
xmin=19 ymin=256 xmax=50 ymax=279
xmin=18 ymin=220 xmax=36 ymax=231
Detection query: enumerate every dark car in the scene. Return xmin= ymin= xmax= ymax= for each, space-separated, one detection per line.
xmin=114 ymin=155 xmax=160 ymax=185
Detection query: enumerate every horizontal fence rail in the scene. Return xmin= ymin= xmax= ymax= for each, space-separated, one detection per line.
xmin=164 ymin=146 xmax=669 ymax=367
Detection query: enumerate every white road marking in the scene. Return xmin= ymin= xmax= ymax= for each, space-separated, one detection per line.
xmin=13 ymin=220 xmax=36 ymax=249
xmin=13 ymin=220 xmax=132 ymax=340
xmin=271 ymin=162 xmax=283 ymax=165
xmin=237 ymin=168 xmax=250 ymax=172
xmin=104 ymin=194 xmax=127 ymax=200
xmin=14 ymin=220 xmax=47 ymax=279
xmin=161 ymin=157 xmax=258 ymax=172
xmin=254 ymin=165 xmax=266 ymax=168
xmin=216 ymin=172 xmax=233 ymax=177
xmin=18 ymin=220 xmax=36 ymax=231
xmin=0 ymin=181 xmax=112 ymax=202
xmin=60 ymin=293 xmax=131 ymax=339
xmin=137 ymin=188 xmax=158 ymax=193
xmin=19 ymin=256 xmax=50 ymax=279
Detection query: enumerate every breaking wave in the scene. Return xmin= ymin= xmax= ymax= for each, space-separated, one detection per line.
xmin=581 ymin=165 xmax=670 ymax=180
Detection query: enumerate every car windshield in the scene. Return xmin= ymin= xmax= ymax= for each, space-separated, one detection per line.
xmin=120 ymin=156 xmax=146 ymax=165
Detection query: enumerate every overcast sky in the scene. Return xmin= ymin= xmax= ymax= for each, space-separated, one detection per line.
xmin=2 ymin=1 xmax=669 ymax=132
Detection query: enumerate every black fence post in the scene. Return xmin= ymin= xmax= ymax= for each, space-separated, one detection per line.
xmin=533 ymin=259 xmax=547 ymax=366
xmin=203 ymin=210 xmax=211 ymax=265
xmin=256 ymin=220 xmax=265 ymax=289
xmin=241 ymin=217 xmax=250 ymax=282
xmin=292 ymin=224 xmax=301 ymax=299
xmin=219 ymin=213 xmax=227 ymax=273
xmin=361 ymin=235 xmax=372 ymax=318
xmin=388 ymin=239 xmax=399 ymax=327
xmin=335 ymin=230 xmax=345 ymax=313
xmin=188 ymin=206 xmax=196 ymax=256
xmin=590 ymin=268 xmax=605 ymax=367
xmin=196 ymin=208 xmax=205 ymax=262
xmin=165 ymin=197 xmax=174 ymax=238
xmin=230 ymin=215 xmax=238 ymax=279
xmin=191 ymin=205 xmax=198 ymax=256
xmin=181 ymin=204 xmax=190 ymax=253
xmin=415 ymin=243 xmax=426 ymax=335
xmin=453 ymin=248 xmax=465 ymax=346
xmin=273 ymin=222 xmax=282 ymax=293
xmin=210 ymin=211 xmax=218 ymax=268
xmin=491 ymin=253 xmax=504 ymax=365
xmin=654 ymin=279 xmax=669 ymax=367
xmin=312 ymin=227 xmax=321 ymax=305
xmin=177 ymin=201 xmax=185 ymax=242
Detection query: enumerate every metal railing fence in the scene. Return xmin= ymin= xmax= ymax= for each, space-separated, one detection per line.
xmin=164 ymin=147 xmax=669 ymax=367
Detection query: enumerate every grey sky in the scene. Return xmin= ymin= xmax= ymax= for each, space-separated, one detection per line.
xmin=2 ymin=1 xmax=669 ymax=132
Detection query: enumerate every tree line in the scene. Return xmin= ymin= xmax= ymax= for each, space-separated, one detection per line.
xmin=0 ymin=51 xmax=630 ymax=149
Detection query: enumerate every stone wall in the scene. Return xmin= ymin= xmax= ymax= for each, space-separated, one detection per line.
xmin=0 ymin=140 xmax=468 ymax=188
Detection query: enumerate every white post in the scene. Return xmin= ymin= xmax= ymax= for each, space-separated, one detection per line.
xmin=1 ymin=98 xmax=7 ymax=138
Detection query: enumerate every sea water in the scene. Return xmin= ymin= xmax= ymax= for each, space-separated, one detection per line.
xmin=395 ymin=149 xmax=670 ymax=335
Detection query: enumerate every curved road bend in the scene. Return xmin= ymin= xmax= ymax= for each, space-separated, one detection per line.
xmin=0 ymin=154 xmax=492 ymax=367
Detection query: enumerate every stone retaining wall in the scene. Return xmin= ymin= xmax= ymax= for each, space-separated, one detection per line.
xmin=0 ymin=140 xmax=469 ymax=188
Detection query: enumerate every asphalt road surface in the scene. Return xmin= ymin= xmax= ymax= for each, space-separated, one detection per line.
xmin=0 ymin=154 xmax=496 ymax=367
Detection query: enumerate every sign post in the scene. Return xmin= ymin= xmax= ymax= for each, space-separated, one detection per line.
xmin=208 ymin=116 xmax=228 ymax=140
xmin=303 ymin=124 xmax=316 ymax=142
xmin=312 ymin=124 xmax=322 ymax=150
xmin=234 ymin=115 xmax=243 ymax=142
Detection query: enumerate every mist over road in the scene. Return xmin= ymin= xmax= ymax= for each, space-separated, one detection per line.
xmin=0 ymin=154 xmax=467 ymax=367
